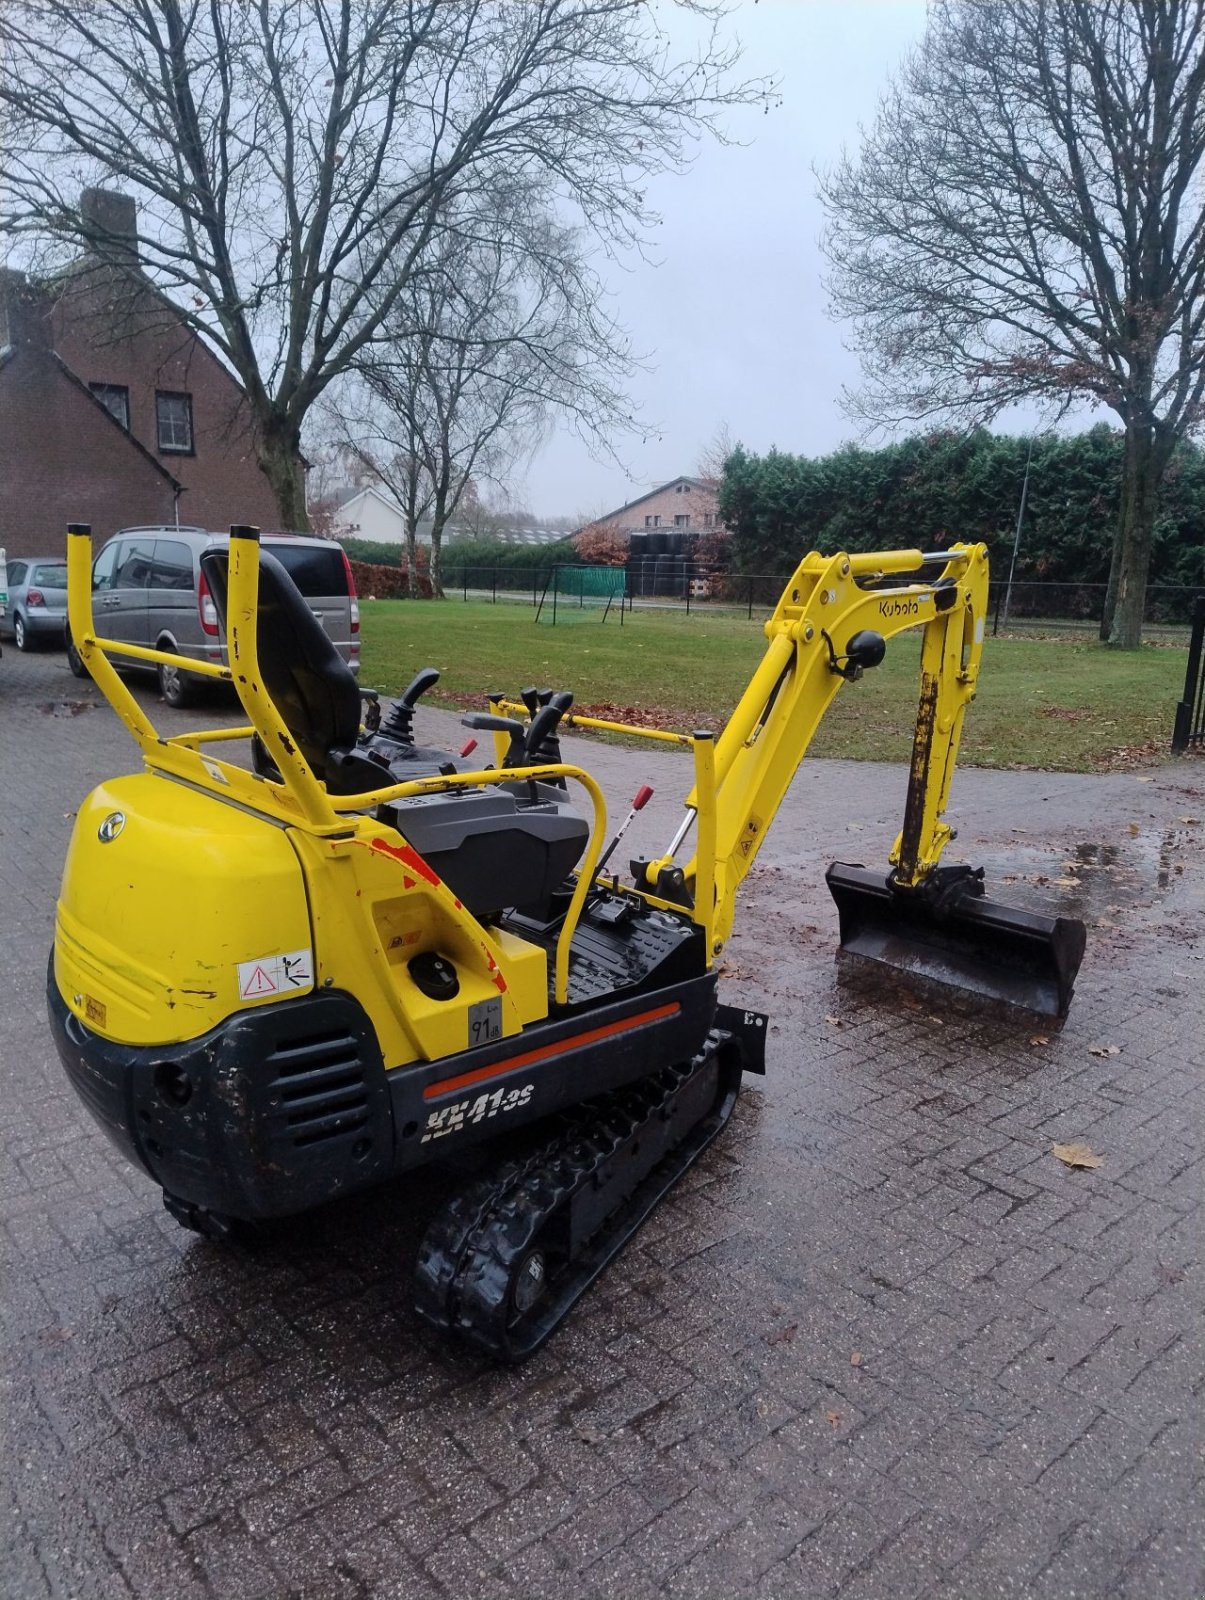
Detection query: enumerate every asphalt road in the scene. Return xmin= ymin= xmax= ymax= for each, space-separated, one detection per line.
xmin=2 ymin=641 xmax=1202 ymax=1600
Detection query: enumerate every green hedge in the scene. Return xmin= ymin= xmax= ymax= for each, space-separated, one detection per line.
xmin=718 ymin=427 xmax=1205 ymax=586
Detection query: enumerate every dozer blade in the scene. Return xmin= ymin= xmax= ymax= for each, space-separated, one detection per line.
xmin=825 ymin=862 xmax=1087 ymax=1019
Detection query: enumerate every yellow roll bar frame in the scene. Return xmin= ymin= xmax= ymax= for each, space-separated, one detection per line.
xmin=65 ymin=524 xmax=607 ymax=1005
xmin=66 ymin=522 xmax=990 ymax=987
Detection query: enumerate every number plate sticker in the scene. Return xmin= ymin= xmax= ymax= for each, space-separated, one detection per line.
xmin=467 ymin=996 xmax=502 ymax=1047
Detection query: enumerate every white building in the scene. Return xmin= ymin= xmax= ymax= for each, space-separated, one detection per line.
xmin=329 ymin=484 xmax=571 ymax=549
xmin=331 ymin=485 xmax=417 ymax=545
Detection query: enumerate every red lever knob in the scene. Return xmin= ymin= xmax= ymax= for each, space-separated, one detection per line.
xmin=460 ymin=738 xmax=479 ymax=758
xmin=633 ymin=785 xmax=654 ymax=811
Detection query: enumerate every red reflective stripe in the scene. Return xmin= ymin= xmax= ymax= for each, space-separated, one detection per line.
xmin=422 ymin=1001 xmax=681 ymax=1101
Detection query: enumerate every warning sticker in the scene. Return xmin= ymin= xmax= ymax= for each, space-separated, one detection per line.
xmin=237 ymin=948 xmax=314 ymax=1000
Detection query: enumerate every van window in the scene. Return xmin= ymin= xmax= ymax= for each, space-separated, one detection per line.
xmin=92 ymin=542 xmax=120 ymax=592
xmin=269 ymin=544 xmax=347 ymax=597
xmin=150 ymin=540 xmax=193 ymax=590
xmin=113 ymin=538 xmax=155 ymax=590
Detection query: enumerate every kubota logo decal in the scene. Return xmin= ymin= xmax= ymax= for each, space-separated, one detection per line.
xmin=878 ymin=597 xmax=923 ymax=618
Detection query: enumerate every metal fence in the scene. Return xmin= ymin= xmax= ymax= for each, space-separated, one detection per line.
xmin=442 ymin=562 xmax=1202 ymax=637
xmin=1172 ymin=599 xmax=1205 ymax=752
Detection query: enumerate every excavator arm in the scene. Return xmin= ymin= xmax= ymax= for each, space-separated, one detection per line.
xmin=633 ymin=541 xmax=1082 ymax=1017
xmin=640 ymin=542 xmax=989 ymax=950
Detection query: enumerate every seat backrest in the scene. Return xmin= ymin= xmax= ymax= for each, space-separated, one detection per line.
xmin=199 ymin=544 xmax=361 ymax=779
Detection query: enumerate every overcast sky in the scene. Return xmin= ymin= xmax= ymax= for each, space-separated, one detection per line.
xmin=518 ymin=0 xmax=933 ymax=520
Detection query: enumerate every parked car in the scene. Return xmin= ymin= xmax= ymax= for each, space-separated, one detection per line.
xmin=0 ymin=547 xmax=7 ymax=658
xmin=66 ymin=526 xmax=360 ymax=706
xmin=1 ymin=554 xmax=69 ymax=651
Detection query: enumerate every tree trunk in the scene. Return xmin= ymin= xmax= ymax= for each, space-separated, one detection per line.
xmin=1098 ymin=496 xmax=1126 ymax=642
xmin=258 ymin=416 xmax=309 ymax=531
xmin=403 ymin=515 xmax=420 ymax=598
xmin=1107 ymin=420 xmax=1164 ymax=649
xmin=429 ymin=495 xmax=448 ymax=598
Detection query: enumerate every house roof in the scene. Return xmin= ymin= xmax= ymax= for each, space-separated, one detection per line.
xmin=331 ymin=484 xmax=405 ymax=519
xmin=51 ymin=352 xmax=182 ymax=488
xmin=597 ymin=476 xmax=718 ymax=523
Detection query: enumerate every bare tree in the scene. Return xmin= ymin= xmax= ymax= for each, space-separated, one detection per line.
xmin=328 ymin=188 xmax=634 ymax=595
xmin=0 ymin=0 xmax=771 ymax=530
xmin=819 ymin=0 xmax=1205 ymax=648
xmin=697 ymin=420 xmax=735 ymax=485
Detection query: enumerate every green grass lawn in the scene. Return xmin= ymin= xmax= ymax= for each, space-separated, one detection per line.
xmin=359 ymin=599 xmax=1187 ymax=773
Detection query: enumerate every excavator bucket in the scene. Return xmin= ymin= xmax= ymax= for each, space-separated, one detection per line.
xmin=825 ymin=862 xmax=1087 ymax=1019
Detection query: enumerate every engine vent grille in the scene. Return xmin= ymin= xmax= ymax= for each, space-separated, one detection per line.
xmin=268 ymin=1030 xmax=369 ymax=1147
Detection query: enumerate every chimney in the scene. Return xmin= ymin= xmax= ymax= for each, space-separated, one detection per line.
xmin=0 ymin=268 xmax=51 ymax=351
xmin=79 ymin=187 xmax=138 ymax=261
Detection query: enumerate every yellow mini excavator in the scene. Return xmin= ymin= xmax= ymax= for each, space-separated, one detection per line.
xmin=50 ymin=526 xmax=1085 ymax=1358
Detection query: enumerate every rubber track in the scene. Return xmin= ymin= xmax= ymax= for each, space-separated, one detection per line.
xmin=413 ymin=1034 xmax=740 ymax=1361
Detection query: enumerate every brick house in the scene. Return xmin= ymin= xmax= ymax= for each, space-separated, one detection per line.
xmin=0 ymin=188 xmax=283 ymax=553
xmin=597 ymin=476 xmax=725 ymax=535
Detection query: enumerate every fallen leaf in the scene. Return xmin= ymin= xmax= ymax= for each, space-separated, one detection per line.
xmin=1052 ymin=877 xmax=1079 ymax=887
xmin=1052 ymin=1141 xmax=1104 ymax=1170
xmin=1180 ymin=816 xmax=1200 ymax=825
xmin=823 ymin=1015 xmax=843 ymax=1027
xmin=1029 ymin=1035 xmax=1049 ymax=1047
xmin=1128 ymin=822 xmax=1141 ymax=836
xmin=850 ymin=1351 xmax=863 ymax=1367
xmin=1088 ymin=1044 xmax=1121 ymax=1057
xmin=766 ymin=1323 xmax=798 ymax=1346
xmin=572 ymin=1424 xmax=609 ymax=1445
xmin=826 ymin=1409 xmax=842 ymax=1428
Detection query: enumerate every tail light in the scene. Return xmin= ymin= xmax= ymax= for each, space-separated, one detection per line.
xmin=340 ymin=548 xmax=360 ymax=634
xmin=197 ymin=571 xmax=220 ymax=636
xmin=26 ymin=588 xmax=45 ymax=607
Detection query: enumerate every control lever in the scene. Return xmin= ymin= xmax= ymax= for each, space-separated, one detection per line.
xmin=400 ymin=666 xmax=441 ymax=707
xmin=461 ymin=713 xmax=526 ymax=766
xmin=596 ymin=785 xmax=654 ymax=880
xmin=376 ymin=666 xmax=441 ymax=749
xmin=523 ymin=691 xmax=574 ymax=762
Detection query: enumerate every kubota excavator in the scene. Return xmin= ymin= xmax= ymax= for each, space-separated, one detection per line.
xmin=49 ymin=526 xmax=1085 ymax=1359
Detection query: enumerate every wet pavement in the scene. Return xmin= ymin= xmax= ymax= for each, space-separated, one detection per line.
xmin=2 ymin=645 xmax=1202 ymax=1600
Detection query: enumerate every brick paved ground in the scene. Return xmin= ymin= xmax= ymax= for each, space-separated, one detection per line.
xmin=2 ymin=643 xmax=1202 ymax=1600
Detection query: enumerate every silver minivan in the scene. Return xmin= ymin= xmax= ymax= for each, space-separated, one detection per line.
xmin=67 ymin=526 xmax=360 ymax=705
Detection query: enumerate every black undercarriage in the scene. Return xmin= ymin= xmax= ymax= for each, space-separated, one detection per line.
xmin=49 ymin=889 xmax=764 ymax=1355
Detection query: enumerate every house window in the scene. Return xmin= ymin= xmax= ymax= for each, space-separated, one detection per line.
xmin=645 ymin=515 xmax=653 ymax=527
xmin=155 ymin=390 xmax=193 ymax=453
xmin=674 ymin=513 xmax=690 ymax=527
xmin=90 ymin=383 xmax=129 ymax=430
xmin=703 ymin=513 xmax=714 ymax=527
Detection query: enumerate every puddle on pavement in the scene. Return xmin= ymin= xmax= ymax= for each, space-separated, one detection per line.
xmin=36 ymin=699 xmax=98 ymax=717
xmin=980 ymin=826 xmax=1202 ymax=921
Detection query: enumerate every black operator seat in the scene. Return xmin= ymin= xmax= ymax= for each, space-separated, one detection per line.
xmin=199 ymin=540 xmax=390 ymax=794
xmin=200 ymin=534 xmax=588 ymax=922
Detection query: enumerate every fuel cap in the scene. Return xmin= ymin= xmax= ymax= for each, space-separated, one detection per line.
xmin=408 ymin=951 xmax=460 ymax=1001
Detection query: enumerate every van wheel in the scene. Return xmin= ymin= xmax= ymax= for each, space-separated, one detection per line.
xmin=158 ymin=648 xmax=197 ymax=708
xmin=65 ymin=628 xmax=90 ymax=679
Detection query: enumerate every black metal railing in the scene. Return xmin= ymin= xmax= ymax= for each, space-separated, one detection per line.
xmin=379 ymin=558 xmax=1204 ymax=634
xmin=1172 ymin=598 xmax=1205 ymax=753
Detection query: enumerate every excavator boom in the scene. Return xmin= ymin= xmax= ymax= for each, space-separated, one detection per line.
xmin=633 ymin=541 xmax=1085 ymax=1017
